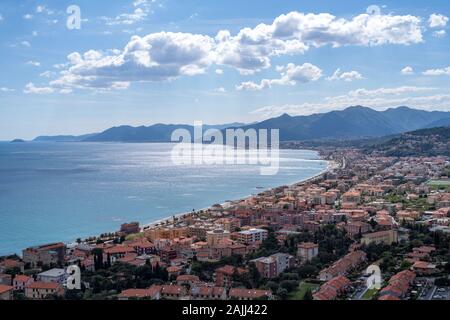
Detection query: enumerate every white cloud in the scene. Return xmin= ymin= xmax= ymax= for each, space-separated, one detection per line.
xmin=215 ymin=69 xmax=223 ymax=75
xmin=236 ymin=63 xmax=322 ymax=91
xmin=24 ymin=83 xmax=55 ymax=94
xmin=423 ymin=67 xmax=450 ymax=76
xmin=21 ymin=41 xmax=31 ymax=47
xmin=102 ymin=0 xmax=155 ymax=25
xmin=401 ymin=66 xmax=414 ymax=75
xmin=36 ymin=10 xmax=426 ymax=92
xmin=23 ymin=14 xmax=33 ymax=20
xmin=216 ymin=11 xmax=423 ymax=74
xmin=0 ymin=14 xmax=3 ymax=21
xmin=433 ymin=30 xmax=446 ymax=38
xmin=250 ymin=86 xmax=448 ymax=118
xmin=327 ymin=69 xmax=363 ymax=82
xmin=0 ymin=87 xmax=14 ymax=92
xmin=214 ymin=87 xmax=226 ymax=93
xmin=27 ymin=60 xmax=41 ymax=67
xmin=32 ymin=30 xmax=38 ymax=37
xmin=428 ymin=13 xmax=448 ymax=28
xmin=36 ymin=5 xmax=54 ymax=15
xmin=49 ymin=32 xmax=214 ymax=91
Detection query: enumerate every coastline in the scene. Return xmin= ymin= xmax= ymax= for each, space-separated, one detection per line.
xmin=140 ymin=153 xmax=336 ymax=232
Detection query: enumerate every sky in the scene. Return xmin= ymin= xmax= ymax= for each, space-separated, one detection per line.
xmin=0 ymin=0 xmax=450 ymax=140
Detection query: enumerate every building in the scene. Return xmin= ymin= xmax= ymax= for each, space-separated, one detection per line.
xmin=0 ymin=284 xmax=13 ymax=300
xmin=118 ymin=286 xmax=161 ymax=300
xmin=36 ymin=268 xmax=67 ymax=284
xmin=120 ymin=222 xmax=140 ymax=235
xmin=206 ymin=229 xmax=231 ymax=246
xmin=319 ymin=250 xmax=367 ymax=281
xmin=160 ymin=285 xmax=186 ymax=300
xmin=0 ymin=274 xmax=12 ymax=286
xmin=237 ymin=228 xmax=268 ymax=244
xmin=361 ymin=229 xmax=398 ymax=246
xmin=313 ymin=276 xmax=351 ymax=300
xmin=215 ymin=265 xmax=247 ymax=287
xmin=0 ymin=259 xmax=25 ymax=273
xmin=176 ymin=274 xmax=200 ymax=287
xmin=297 ymin=242 xmax=319 ymax=263
xmin=13 ymin=275 xmax=33 ymax=291
xmin=251 ymin=256 xmax=277 ymax=279
xmin=378 ymin=270 xmax=415 ymax=300
xmin=228 ymin=288 xmax=272 ymax=300
xmin=22 ymin=242 xmax=66 ymax=268
xmin=190 ymin=285 xmax=227 ymax=300
xmin=25 ymin=281 xmax=63 ymax=299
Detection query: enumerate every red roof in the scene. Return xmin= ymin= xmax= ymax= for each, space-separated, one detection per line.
xmin=229 ymin=288 xmax=271 ymax=299
xmin=118 ymin=286 xmax=161 ymax=299
xmin=0 ymin=284 xmax=13 ymax=294
xmin=14 ymin=275 xmax=32 ymax=283
xmin=176 ymin=274 xmax=200 ymax=283
xmin=25 ymin=281 xmax=60 ymax=290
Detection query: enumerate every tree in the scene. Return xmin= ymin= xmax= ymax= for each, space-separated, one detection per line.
xmin=303 ymin=288 xmax=313 ymax=300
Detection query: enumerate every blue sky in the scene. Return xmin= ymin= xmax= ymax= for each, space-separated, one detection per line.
xmin=0 ymin=0 xmax=449 ymax=140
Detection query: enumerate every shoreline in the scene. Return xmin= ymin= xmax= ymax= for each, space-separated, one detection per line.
xmin=3 ymin=150 xmax=335 ymax=256
xmin=140 ymin=154 xmax=336 ymax=232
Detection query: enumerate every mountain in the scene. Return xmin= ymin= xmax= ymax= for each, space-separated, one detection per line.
xmin=364 ymin=125 xmax=450 ymax=157
xmin=84 ymin=123 xmax=246 ymax=142
xmin=34 ymin=133 xmax=98 ymax=142
xmin=235 ymin=106 xmax=450 ymax=141
xmin=31 ymin=107 xmax=450 ymax=143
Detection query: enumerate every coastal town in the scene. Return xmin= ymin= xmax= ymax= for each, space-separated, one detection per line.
xmin=1 ymin=146 xmax=450 ymax=301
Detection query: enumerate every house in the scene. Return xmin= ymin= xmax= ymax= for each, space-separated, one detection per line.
xmin=251 ymin=253 xmax=294 ymax=278
xmin=36 ymin=268 xmax=67 ymax=284
xmin=412 ymin=261 xmax=438 ymax=275
xmin=313 ymin=276 xmax=351 ymax=300
xmin=176 ymin=274 xmax=200 ymax=286
xmin=360 ymin=229 xmax=398 ymax=246
xmin=13 ymin=275 xmax=33 ymax=291
xmin=228 ymin=288 xmax=272 ymax=300
xmin=297 ymin=242 xmax=319 ymax=263
xmin=22 ymin=243 xmax=66 ymax=268
xmin=379 ymin=270 xmax=415 ymax=300
xmin=214 ymin=265 xmax=247 ymax=287
xmin=0 ymin=284 xmax=14 ymax=300
xmin=190 ymin=285 xmax=227 ymax=300
xmin=0 ymin=259 xmax=25 ymax=273
xmin=319 ymin=250 xmax=367 ymax=281
xmin=160 ymin=285 xmax=187 ymax=300
xmin=117 ymin=286 xmax=161 ymax=300
xmin=0 ymin=274 xmax=12 ymax=286
xmin=25 ymin=281 xmax=64 ymax=299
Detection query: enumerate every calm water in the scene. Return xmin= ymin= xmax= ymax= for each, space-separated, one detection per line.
xmin=0 ymin=142 xmax=327 ymax=255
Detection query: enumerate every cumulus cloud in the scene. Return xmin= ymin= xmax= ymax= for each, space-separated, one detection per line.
xmin=215 ymin=12 xmax=423 ymax=74
xmin=49 ymin=32 xmax=214 ymax=91
xmin=250 ymin=86 xmax=447 ymax=118
xmin=102 ymin=0 xmax=155 ymax=25
xmin=24 ymin=83 xmax=55 ymax=94
xmin=236 ymin=63 xmax=322 ymax=90
xmin=35 ymin=10 xmax=427 ymax=92
xmin=423 ymin=67 xmax=450 ymax=76
xmin=215 ymin=69 xmax=223 ymax=75
xmin=433 ymin=30 xmax=446 ymax=38
xmin=214 ymin=87 xmax=226 ymax=93
xmin=327 ymin=69 xmax=363 ymax=82
xmin=428 ymin=13 xmax=448 ymax=28
xmin=23 ymin=14 xmax=33 ymax=20
xmin=401 ymin=66 xmax=414 ymax=75
xmin=27 ymin=60 xmax=41 ymax=67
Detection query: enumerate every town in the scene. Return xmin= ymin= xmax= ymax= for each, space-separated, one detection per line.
xmin=1 ymin=147 xmax=449 ymax=301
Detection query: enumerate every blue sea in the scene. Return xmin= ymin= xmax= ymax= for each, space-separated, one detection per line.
xmin=0 ymin=142 xmax=327 ymax=255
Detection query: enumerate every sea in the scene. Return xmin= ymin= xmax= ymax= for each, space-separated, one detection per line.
xmin=0 ymin=142 xmax=328 ymax=255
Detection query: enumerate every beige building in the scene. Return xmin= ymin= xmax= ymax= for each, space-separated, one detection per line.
xmin=361 ymin=229 xmax=398 ymax=246
xmin=206 ymin=229 xmax=231 ymax=246
xmin=25 ymin=281 xmax=63 ymax=299
xmin=297 ymin=242 xmax=319 ymax=262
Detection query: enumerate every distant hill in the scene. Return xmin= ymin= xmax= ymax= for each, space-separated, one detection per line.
xmin=235 ymin=106 xmax=450 ymax=141
xmin=364 ymin=125 xmax=450 ymax=157
xmin=10 ymin=139 xmax=26 ymax=143
xmin=83 ymin=123 xmax=246 ymax=142
xmin=34 ymin=133 xmax=98 ymax=142
xmin=31 ymin=107 xmax=450 ymax=143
